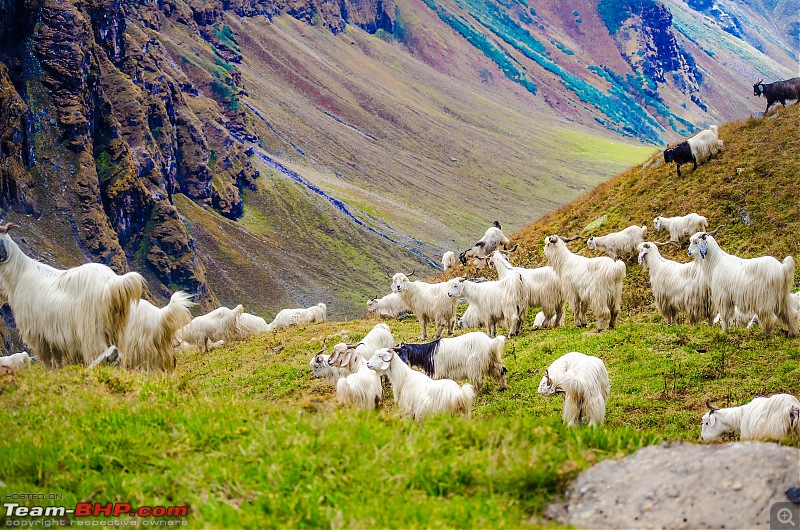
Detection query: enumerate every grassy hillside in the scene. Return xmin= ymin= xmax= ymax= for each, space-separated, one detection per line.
xmin=1 ymin=107 xmax=799 ymax=527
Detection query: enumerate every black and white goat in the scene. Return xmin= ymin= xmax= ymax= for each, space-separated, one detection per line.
xmin=393 ymin=331 xmax=507 ymax=392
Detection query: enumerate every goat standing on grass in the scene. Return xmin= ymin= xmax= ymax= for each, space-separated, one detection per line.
xmin=538 ymin=351 xmax=610 ymax=426
xmin=393 ymin=331 xmax=507 ymax=392
xmin=638 ymin=241 xmax=713 ymax=325
xmin=587 ymin=225 xmax=648 ymax=261
xmin=120 ymin=291 xmax=194 ymax=371
xmin=391 ymin=271 xmax=459 ymax=339
xmin=687 ymin=227 xmax=797 ymax=337
xmin=544 ymin=235 xmax=625 ymax=331
xmin=653 ymin=214 xmax=708 ymax=245
xmin=366 ymin=348 xmax=475 ymax=420
xmin=489 ymin=247 xmax=564 ymax=329
xmin=0 ymin=223 xmax=145 ymax=368
xmin=701 ymin=394 xmax=800 ymax=443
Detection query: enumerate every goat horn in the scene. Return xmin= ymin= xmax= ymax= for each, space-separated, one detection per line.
xmin=558 ymin=235 xmax=582 ymax=242
xmin=545 ymin=368 xmax=552 ymax=386
xmin=386 ymin=271 xmax=392 ymax=278
xmin=653 ymin=240 xmax=678 ymax=247
xmin=315 ymin=337 xmax=327 ymax=355
xmin=406 ymin=270 xmax=416 ymax=277
xmin=0 ymin=223 xmax=19 ymax=234
xmin=500 ymin=244 xmax=519 ymax=254
xmin=706 ymin=225 xmax=724 ymax=237
xmin=706 ymin=400 xmax=720 ymax=411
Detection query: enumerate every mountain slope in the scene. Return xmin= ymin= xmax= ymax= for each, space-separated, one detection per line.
xmin=439 ymin=102 xmax=800 ymax=317
xmin=0 ymin=0 xmax=795 ymax=328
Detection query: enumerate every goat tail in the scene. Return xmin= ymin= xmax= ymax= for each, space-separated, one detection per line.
xmin=492 ymin=334 xmax=506 ymax=367
xmin=161 ymin=292 xmax=195 ymax=343
xmin=103 ymin=272 xmax=145 ymax=339
xmin=614 ymin=260 xmax=627 ymax=281
xmin=459 ymin=383 xmax=476 ymax=417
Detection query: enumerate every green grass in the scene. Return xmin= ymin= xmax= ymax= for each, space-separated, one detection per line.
xmin=1 ymin=310 xmax=797 ymax=527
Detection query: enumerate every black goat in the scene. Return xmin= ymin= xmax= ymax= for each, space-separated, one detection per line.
xmin=753 ymin=77 xmax=800 ymax=114
xmin=663 ymin=141 xmax=696 ymax=177
xmin=393 ymin=340 xmax=439 ymax=377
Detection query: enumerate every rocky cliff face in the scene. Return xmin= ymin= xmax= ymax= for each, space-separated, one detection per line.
xmin=0 ymin=0 xmax=394 ymax=307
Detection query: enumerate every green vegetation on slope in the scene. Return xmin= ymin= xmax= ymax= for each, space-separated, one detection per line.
xmin=2 ymin=100 xmax=799 ymax=529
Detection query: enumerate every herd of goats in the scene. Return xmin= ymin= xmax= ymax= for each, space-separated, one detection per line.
xmin=0 ymin=77 xmax=799 ymax=443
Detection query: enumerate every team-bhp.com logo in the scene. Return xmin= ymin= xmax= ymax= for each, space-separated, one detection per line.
xmin=3 ymin=502 xmax=188 ymax=526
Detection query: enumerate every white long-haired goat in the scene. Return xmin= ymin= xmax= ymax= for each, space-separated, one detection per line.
xmin=538 ymin=351 xmax=610 ymax=426
xmin=366 ymin=292 xmax=411 ymax=320
xmin=489 ymin=248 xmax=564 ymax=328
xmin=447 ymin=274 xmax=526 ymax=336
xmin=653 ymin=214 xmax=708 ymax=245
xmin=0 ymin=352 xmax=34 ymax=371
xmin=367 ymin=348 xmax=475 ymax=420
xmin=391 ymin=272 xmax=459 ymax=339
xmin=544 ymin=235 xmax=626 ymax=331
xmin=0 ymin=223 xmax=145 ymax=368
xmin=688 ymin=125 xmax=724 ymax=165
xmin=119 ymin=291 xmax=194 ymax=371
xmin=638 ymin=241 xmax=713 ymax=325
xmin=270 ymin=303 xmax=326 ymax=329
xmin=687 ymin=227 xmax=797 ymax=336
xmin=586 ymin=225 xmax=647 ymax=261
xmin=309 ymin=341 xmax=382 ymax=410
xmin=701 ymin=394 xmax=800 ymax=443
xmin=178 ymin=305 xmax=243 ymax=353
xmin=442 ymin=251 xmax=457 ymax=270
xmin=238 ymin=313 xmax=271 ymax=338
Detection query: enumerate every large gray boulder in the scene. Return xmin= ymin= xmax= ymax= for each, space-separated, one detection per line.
xmin=547 ymin=441 xmax=800 ymax=529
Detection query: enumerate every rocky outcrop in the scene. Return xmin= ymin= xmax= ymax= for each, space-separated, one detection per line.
xmin=0 ymin=0 xmax=393 ymax=312
xmin=547 ymin=441 xmax=800 ymax=529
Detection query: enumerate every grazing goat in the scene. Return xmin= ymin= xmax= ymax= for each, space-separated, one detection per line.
xmin=178 ymin=305 xmax=243 ymax=353
xmin=0 ymin=352 xmax=33 ymax=371
xmin=687 ymin=227 xmax=797 ymax=336
xmin=447 ymin=274 xmax=526 ymax=336
xmin=238 ymin=313 xmax=271 ymax=337
xmin=538 ymin=351 xmax=610 ymax=426
xmin=119 ymin=291 xmax=194 ymax=372
xmin=309 ymin=343 xmax=381 ymax=410
xmin=638 ymin=242 xmax=713 ymax=325
xmin=457 ymin=304 xmax=492 ymax=329
xmin=701 ymin=394 xmax=800 ymax=443
xmin=393 ymin=331 xmax=507 ymax=391
xmin=663 ymin=141 xmax=695 ymax=177
xmin=587 ymin=225 xmax=647 ymax=261
xmin=442 ymin=251 xmax=457 ymax=270
xmin=653 ymin=213 xmax=708 ymax=245
xmin=366 ymin=348 xmax=475 ymax=420
xmin=391 ymin=272 xmax=459 ymax=339
xmin=327 ymin=323 xmax=395 ymax=366
xmin=754 ymin=77 xmax=800 ymax=114
xmin=532 ymin=311 xmax=558 ymax=329
xmin=0 ymin=223 xmax=145 ymax=368
xmin=366 ymin=292 xmax=411 ymax=320
xmin=688 ymin=125 xmax=724 ymax=166
xmin=544 ymin=235 xmax=626 ymax=331
xmin=460 ymin=221 xmax=510 ymax=267
xmin=489 ymin=248 xmax=564 ymax=328
xmin=269 ymin=303 xmax=326 ymax=330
